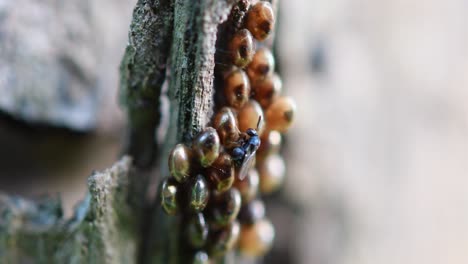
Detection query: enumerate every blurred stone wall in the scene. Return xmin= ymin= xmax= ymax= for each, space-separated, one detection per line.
xmin=0 ymin=0 xmax=136 ymax=216
xmin=0 ymin=0 xmax=135 ymax=131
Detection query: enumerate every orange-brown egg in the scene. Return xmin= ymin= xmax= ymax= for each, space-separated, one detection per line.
xmin=245 ymin=2 xmax=275 ymax=41
xmin=209 ymin=220 xmax=241 ymax=257
xmin=210 ymin=188 xmax=242 ymax=227
xmin=233 ymin=169 xmax=259 ymax=204
xmin=212 ymin=107 xmax=240 ymax=148
xmin=237 ymin=100 xmax=265 ymax=134
xmin=265 ymin=96 xmax=296 ymax=133
xmin=238 ymin=199 xmax=265 ymax=225
xmin=247 ymin=48 xmax=275 ymax=83
xmin=207 ymin=153 xmax=235 ymax=193
xmin=258 ymin=154 xmax=285 ymax=195
xmin=256 ymin=130 xmax=282 ymax=162
xmin=252 ymin=73 xmax=282 ymax=109
xmin=224 ymin=68 xmax=250 ymax=109
xmin=228 ymin=29 xmax=255 ymax=68
xmin=193 ymin=127 xmax=221 ymax=167
xmin=238 ymin=218 xmax=275 ymax=257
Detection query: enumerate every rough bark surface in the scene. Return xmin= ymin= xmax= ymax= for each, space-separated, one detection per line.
xmin=120 ymin=0 xmax=174 ymax=168
xmin=123 ymin=0 xmax=236 ymax=263
xmin=0 ymin=157 xmax=137 ymax=264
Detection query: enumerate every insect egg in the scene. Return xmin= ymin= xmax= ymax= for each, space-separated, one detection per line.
xmin=161 ymin=177 xmax=179 ymax=215
xmin=247 ymin=47 xmax=275 ymax=83
xmin=258 ymin=154 xmax=285 ymax=195
xmin=224 ymin=68 xmax=251 ymax=109
xmin=238 ymin=218 xmax=275 ymax=257
xmin=256 ymin=130 xmax=282 ymax=162
xmin=209 ymin=220 xmax=241 ymax=257
xmin=265 ymin=96 xmax=297 ymax=133
xmin=193 ymin=127 xmax=221 ymax=167
xmin=233 ymin=168 xmax=259 ymax=204
xmin=187 ymin=213 xmax=209 ymax=248
xmin=238 ymin=199 xmax=266 ymax=225
xmin=192 ymin=251 xmax=210 ymax=264
xmin=210 ymin=188 xmax=242 ymax=227
xmin=168 ymin=144 xmax=192 ymax=183
xmin=252 ymin=73 xmax=282 ymax=109
xmin=212 ymin=107 xmax=240 ymax=148
xmin=228 ymin=29 xmax=255 ymax=68
xmin=189 ymin=174 xmax=210 ymax=212
xmin=207 ymin=152 xmax=235 ymax=193
xmin=237 ymin=100 xmax=265 ymax=134
xmin=245 ymin=1 xmax=275 ymax=41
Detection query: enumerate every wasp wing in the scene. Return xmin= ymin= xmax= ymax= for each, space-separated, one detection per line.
xmin=237 ymin=151 xmax=256 ymax=180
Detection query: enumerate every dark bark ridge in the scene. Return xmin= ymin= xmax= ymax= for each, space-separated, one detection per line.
xmin=120 ymin=0 xmax=175 ymax=168
xmin=169 ymin=0 xmax=237 ymax=142
xmin=146 ymin=1 xmax=238 ymax=263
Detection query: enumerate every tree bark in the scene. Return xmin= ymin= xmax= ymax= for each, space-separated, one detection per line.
xmin=119 ymin=0 xmax=175 ymax=168
xmin=120 ymin=0 xmax=238 ymax=263
xmin=120 ymin=0 xmax=237 ymax=263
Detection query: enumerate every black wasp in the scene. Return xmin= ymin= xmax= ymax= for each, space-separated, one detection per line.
xmin=231 ymin=117 xmax=262 ymax=180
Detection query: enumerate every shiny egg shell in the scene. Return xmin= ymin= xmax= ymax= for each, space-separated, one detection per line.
xmin=192 ymin=251 xmax=210 ymax=264
xmin=233 ymin=169 xmax=259 ymax=204
xmin=237 ymin=100 xmax=265 ymax=134
xmin=209 ymin=220 xmax=241 ymax=257
xmin=168 ymin=144 xmax=192 ymax=183
xmin=245 ymin=2 xmax=275 ymax=41
xmin=187 ymin=213 xmax=209 ymax=248
xmin=265 ymin=96 xmax=296 ymax=133
xmin=247 ymin=48 xmax=275 ymax=83
xmin=212 ymin=107 xmax=240 ymax=148
xmin=252 ymin=73 xmax=282 ymax=109
xmin=258 ymin=154 xmax=285 ymax=195
xmin=256 ymin=130 xmax=282 ymax=162
xmin=238 ymin=199 xmax=266 ymax=225
xmin=193 ymin=127 xmax=221 ymax=167
xmin=189 ymin=174 xmax=210 ymax=212
xmin=210 ymin=188 xmax=242 ymax=227
xmin=207 ymin=153 xmax=235 ymax=193
xmin=228 ymin=29 xmax=255 ymax=68
xmin=224 ymin=68 xmax=251 ymax=109
xmin=161 ymin=177 xmax=179 ymax=215
xmin=238 ymin=218 xmax=275 ymax=257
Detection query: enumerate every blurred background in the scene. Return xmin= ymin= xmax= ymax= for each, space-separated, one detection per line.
xmin=0 ymin=0 xmax=467 ymax=264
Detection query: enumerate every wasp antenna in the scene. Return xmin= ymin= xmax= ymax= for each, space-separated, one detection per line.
xmin=256 ymin=116 xmax=262 ymax=130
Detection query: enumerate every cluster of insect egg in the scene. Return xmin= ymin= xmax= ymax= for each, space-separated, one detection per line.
xmin=161 ymin=1 xmax=296 ymax=263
